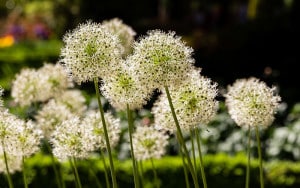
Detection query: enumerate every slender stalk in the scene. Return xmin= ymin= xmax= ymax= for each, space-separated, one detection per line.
xmin=150 ymin=158 xmax=159 ymax=188
xmin=139 ymin=161 xmax=145 ymax=187
xmin=70 ymin=157 xmax=82 ymax=188
xmin=88 ymin=165 xmax=103 ymax=188
xmin=195 ymin=128 xmax=207 ymax=188
xmin=127 ymin=104 xmax=140 ymax=188
xmin=22 ymin=156 xmax=28 ymax=188
xmin=100 ymin=150 xmax=111 ymax=188
xmin=45 ymin=141 xmax=65 ymax=188
xmin=178 ymin=142 xmax=190 ymax=188
xmin=94 ymin=78 xmax=118 ymax=188
xmin=2 ymin=148 xmax=14 ymax=188
xmin=164 ymin=86 xmax=199 ymax=188
xmin=190 ymin=129 xmax=199 ymax=183
xmin=246 ymin=126 xmax=251 ymax=188
xmin=255 ymin=127 xmax=264 ymax=188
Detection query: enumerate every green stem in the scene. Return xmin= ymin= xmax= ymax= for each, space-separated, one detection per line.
xmin=88 ymin=164 xmax=103 ymax=188
xmin=22 ymin=156 xmax=28 ymax=188
xmin=246 ymin=126 xmax=251 ymax=188
xmin=2 ymin=148 xmax=14 ymax=188
xmin=70 ymin=157 xmax=82 ymax=188
xmin=255 ymin=127 xmax=264 ymax=188
xmin=139 ymin=161 xmax=145 ymax=187
xmin=178 ymin=141 xmax=190 ymax=188
xmin=45 ymin=141 xmax=65 ymax=188
xmin=100 ymin=150 xmax=111 ymax=188
xmin=150 ymin=158 xmax=159 ymax=188
xmin=127 ymin=104 xmax=140 ymax=188
xmin=164 ymin=86 xmax=199 ymax=188
xmin=94 ymin=78 xmax=118 ymax=188
xmin=190 ymin=129 xmax=199 ymax=183
xmin=195 ymin=128 xmax=207 ymax=188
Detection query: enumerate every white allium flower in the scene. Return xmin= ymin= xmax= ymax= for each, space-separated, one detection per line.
xmin=82 ymin=111 xmax=121 ymax=150
xmin=39 ymin=63 xmax=74 ymax=94
xmin=152 ymin=69 xmax=219 ymax=132
xmin=128 ymin=30 xmax=195 ymax=89
xmin=11 ymin=68 xmax=49 ymax=106
xmin=6 ymin=120 xmax=43 ymax=157
xmin=11 ymin=63 xmax=73 ymax=107
xmin=54 ymin=89 xmax=87 ymax=115
xmin=224 ymin=77 xmax=281 ymax=128
xmin=132 ymin=126 xmax=169 ymax=161
xmin=102 ymin=18 xmax=136 ymax=57
xmin=0 ymin=153 xmax=22 ymax=174
xmin=51 ymin=116 xmax=96 ymax=161
xmin=60 ymin=21 xmax=123 ymax=83
xmin=35 ymin=99 xmax=75 ymax=138
xmin=101 ymin=63 xmax=153 ymax=110
xmin=0 ymin=109 xmax=17 ymax=150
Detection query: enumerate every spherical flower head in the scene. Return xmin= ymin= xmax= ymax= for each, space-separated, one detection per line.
xmin=60 ymin=21 xmax=123 ymax=84
xmin=224 ymin=77 xmax=281 ymax=128
xmin=82 ymin=111 xmax=121 ymax=150
xmin=51 ymin=116 xmax=96 ymax=161
xmin=0 ymin=154 xmax=22 ymax=174
xmin=35 ymin=99 xmax=75 ymax=139
xmin=0 ymin=109 xmax=18 ymax=148
xmin=11 ymin=68 xmax=49 ymax=106
xmin=101 ymin=63 xmax=153 ymax=110
xmin=102 ymin=18 xmax=136 ymax=57
xmin=39 ymin=62 xmax=74 ymax=94
xmin=132 ymin=126 xmax=169 ymax=161
xmin=6 ymin=120 xmax=43 ymax=157
xmin=54 ymin=89 xmax=87 ymax=115
xmin=129 ymin=30 xmax=195 ymax=89
xmin=153 ymin=69 xmax=219 ymax=132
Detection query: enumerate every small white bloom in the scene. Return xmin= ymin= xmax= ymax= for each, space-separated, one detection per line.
xmin=101 ymin=63 xmax=153 ymax=110
xmin=224 ymin=77 xmax=281 ymax=128
xmin=60 ymin=21 xmax=123 ymax=83
xmin=0 ymin=153 xmax=22 ymax=174
xmin=54 ymin=89 xmax=87 ymax=115
xmin=102 ymin=18 xmax=136 ymax=57
xmin=82 ymin=111 xmax=121 ymax=150
xmin=129 ymin=30 xmax=195 ymax=89
xmin=51 ymin=116 xmax=96 ymax=161
xmin=35 ymin=99 xmax=75 ymax=139
xmin=132 ymin=126 xmax=169 ymax=161
xmin=153 ymin=69 xmax=219 ymax=132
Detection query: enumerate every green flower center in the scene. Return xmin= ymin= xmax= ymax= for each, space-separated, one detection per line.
xmin=141 ymin=138 xmax=155 ymax=149
xmin=84 ymin=42 xmax=97 ymax=56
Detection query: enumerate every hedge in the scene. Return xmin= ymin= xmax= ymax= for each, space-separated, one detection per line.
xmin=1 ymin=153 xmax=300 ymax=188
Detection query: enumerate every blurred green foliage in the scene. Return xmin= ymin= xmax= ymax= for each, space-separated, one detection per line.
xmin=1 ymin=152 xmax=300 ymax=188
xmin=0 ymin=39 xmax=62 ymax=89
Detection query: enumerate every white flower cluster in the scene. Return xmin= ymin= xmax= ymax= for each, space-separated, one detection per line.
xmin=132 ymin=126 xmax=169 ymax=161
xmin=35 ymin=99 xmax=75 ymax=138
xmin=225 ymin=77 xmax=281 ymax=128
xmin=51 ymin=112 xmax=121 ymax=161
xmin=60 ymin=21 xmax=123 ymax=83
xmin=153 ymin=69 xmax=219 ymax=132
xmin=11 ymin=63 xmax=72 ymax=107
xmin=101 ymin=64 xmax=153 ymax=110
xmin=128 ymin=30 xmax=195 ymax=90
xmin=51 ymin=117 xmax=95 ymax=161
xmin=0 ymin=109 xmax=43 ymax=173
xmin=82 ymin=111 xmax=121 ymax=149
xmin=102 ymin=18 xmax=136 ymax=57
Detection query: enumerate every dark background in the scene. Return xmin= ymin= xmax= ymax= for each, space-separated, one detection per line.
xmin=1 ymin=0 xmax=299 ymax=106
